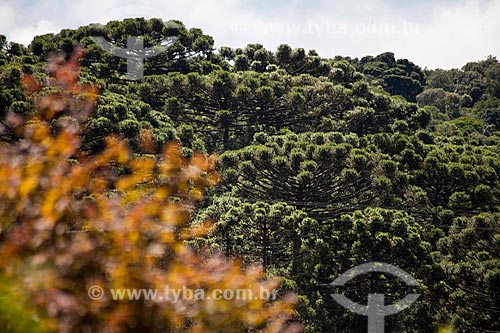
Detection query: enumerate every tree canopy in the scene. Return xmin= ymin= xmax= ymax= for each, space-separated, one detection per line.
xmin=0 ymin=18 xmax=499 ymax=333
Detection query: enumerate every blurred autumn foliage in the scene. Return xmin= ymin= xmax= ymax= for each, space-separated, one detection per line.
xmin=0 ymin=49 xmax=300 ymax=333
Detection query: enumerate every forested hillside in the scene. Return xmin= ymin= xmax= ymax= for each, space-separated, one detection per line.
xmin=0 ymin=18 xmax=499 ymax=333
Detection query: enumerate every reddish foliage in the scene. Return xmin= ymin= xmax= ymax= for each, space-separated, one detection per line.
xmin=0 ymin=49 xmax=301 ymax=333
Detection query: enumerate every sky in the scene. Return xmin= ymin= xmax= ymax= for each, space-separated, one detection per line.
xmin=1 ymin=0 xmax=499 ymax=69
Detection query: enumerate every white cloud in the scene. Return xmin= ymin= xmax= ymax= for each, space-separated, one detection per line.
xmin=0 ymin=3 xmax=16 ymax=34
xmin=411 ymin=0 xmax=500 ymax=68
xmin=9 ymin=20 xmax=61 ymax=46
xmin=1 ymin=0 xmax=499 ymax=69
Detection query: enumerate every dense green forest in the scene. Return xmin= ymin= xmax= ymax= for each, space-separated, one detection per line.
xmin=1 ymin=18 xmax=499 ymax=333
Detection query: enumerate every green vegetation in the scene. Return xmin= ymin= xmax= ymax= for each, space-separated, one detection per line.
xmin=1 ymin=18 xmax=499 ymax=333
